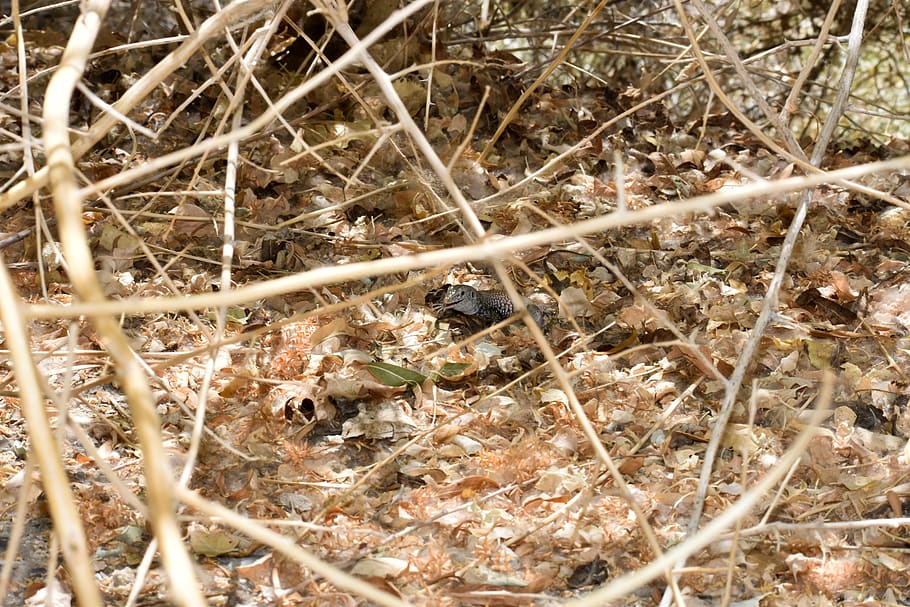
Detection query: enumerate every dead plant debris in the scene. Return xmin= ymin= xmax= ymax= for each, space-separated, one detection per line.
xmin=1 ymin=1 xmax=909 ymax=606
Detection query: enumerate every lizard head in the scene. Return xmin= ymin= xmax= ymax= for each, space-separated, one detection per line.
xmin=442 ymin=284 xmax=478 ymax=315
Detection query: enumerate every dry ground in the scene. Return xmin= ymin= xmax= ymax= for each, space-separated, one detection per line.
xmin=1 ymin=1 xmax=909 ymax=605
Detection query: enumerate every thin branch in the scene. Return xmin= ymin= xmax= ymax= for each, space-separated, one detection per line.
xmin=24 ymin=153 xmax=910 ymax=321
xmin=41 ymin=0 xmax=205 ymax=602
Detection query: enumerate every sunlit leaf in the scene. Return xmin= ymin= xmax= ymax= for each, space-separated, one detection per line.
xmin=366 ymin=361 xmax=427 ymax=387
xmin=437 ymin=362 xmax=471 ymax=378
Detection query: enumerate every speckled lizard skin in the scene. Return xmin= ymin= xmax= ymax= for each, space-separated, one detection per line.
xmin=440 ymin=284 xmax=545 ymax=328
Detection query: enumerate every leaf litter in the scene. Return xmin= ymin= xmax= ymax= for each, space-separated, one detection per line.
xmin=1 ymin=1 xmax=909 ymax=605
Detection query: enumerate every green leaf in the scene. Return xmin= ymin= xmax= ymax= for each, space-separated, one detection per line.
xmin=436 ymin=362 xmax=471 ymax=378
xmin=367 ymin=362 xmax=427 ymax=388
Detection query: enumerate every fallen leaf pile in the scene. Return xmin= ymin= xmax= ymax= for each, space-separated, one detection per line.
xmin=1 ymin=1 xmax=909 ymax=605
